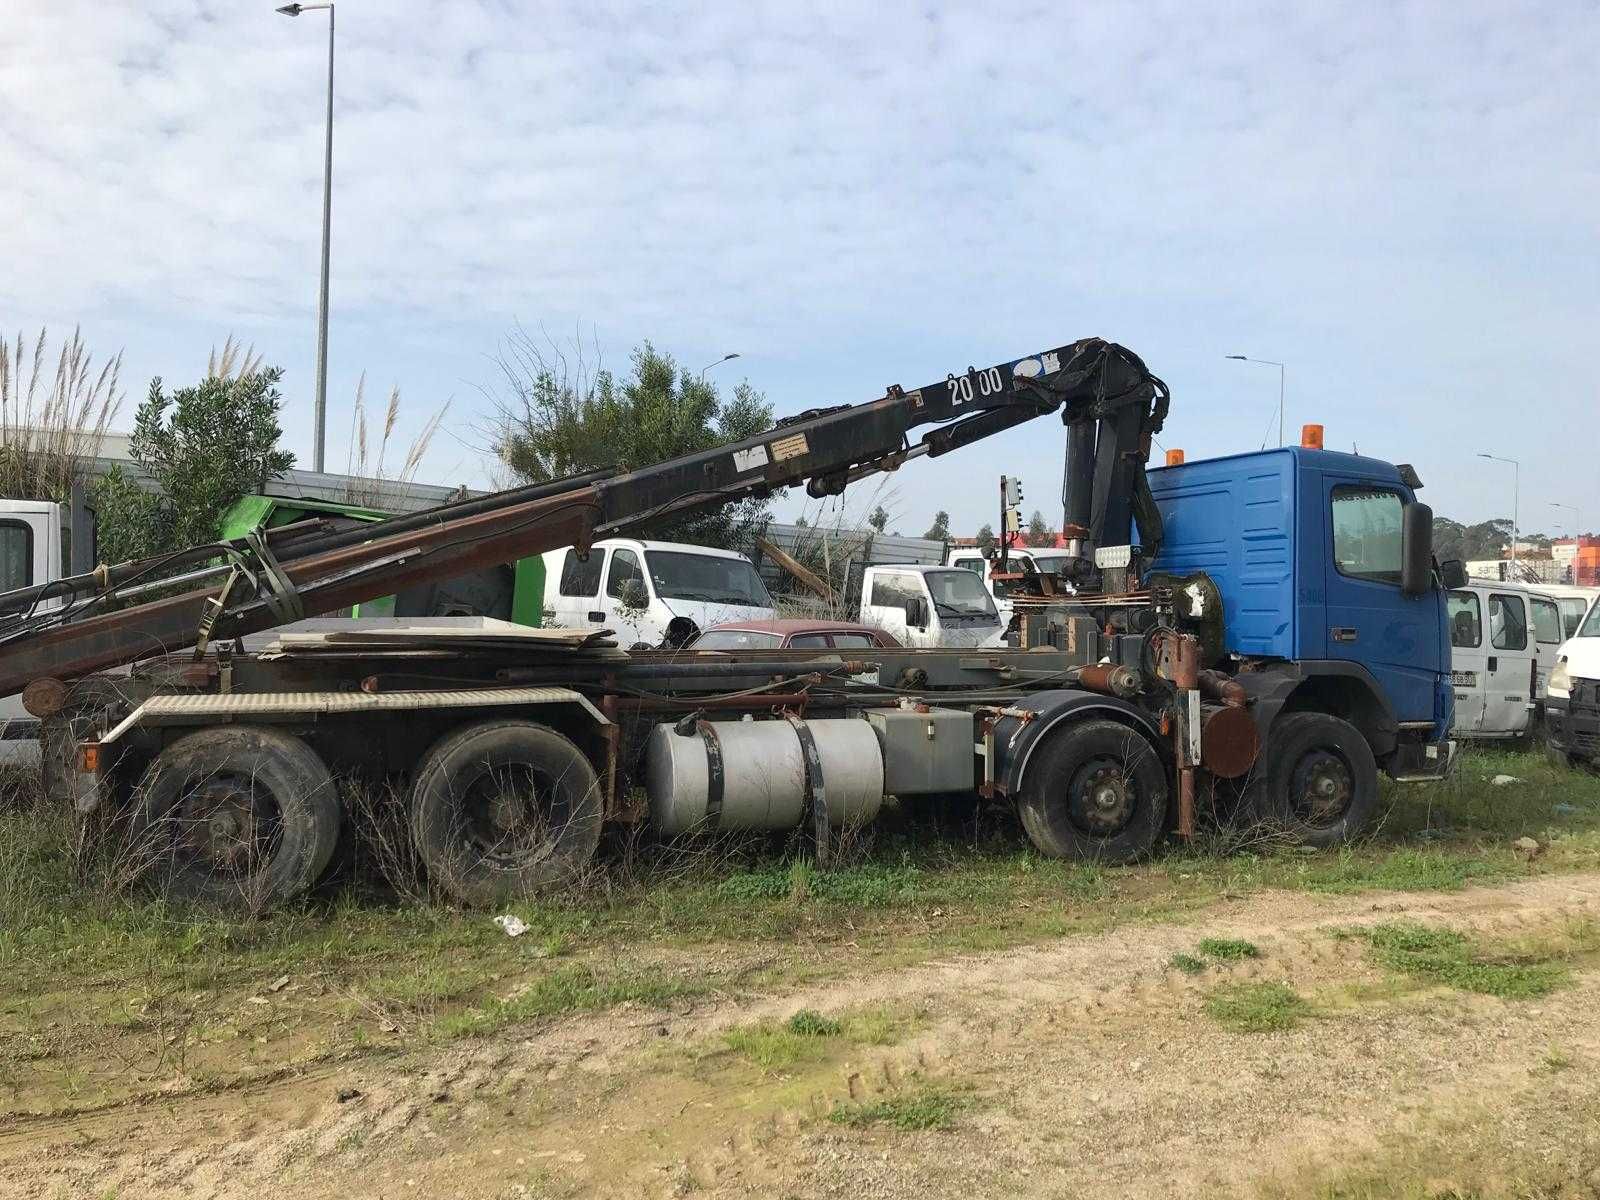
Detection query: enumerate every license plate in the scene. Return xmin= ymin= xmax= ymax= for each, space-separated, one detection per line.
xmin=1450 ymin=671 xmax=1478 ymax=687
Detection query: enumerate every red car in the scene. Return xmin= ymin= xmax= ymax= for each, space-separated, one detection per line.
xmin=688 ymin=618 xmax=901 ymax=651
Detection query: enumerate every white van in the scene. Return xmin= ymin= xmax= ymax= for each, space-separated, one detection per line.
xmin=1446 ymin=579 xmax=1566 ymax=738
xmin=1547 ymin=594 xmax=1600 ymax=768
xmin=541 ymin=538 xmax=775 ymax=647
xmin=857 ymin=564 xmax=1005 ymax=648
xmin=946 ymin=546 xmax=1077 ymax=635
xmin=0 ymin=500 xmax=73 ymax=759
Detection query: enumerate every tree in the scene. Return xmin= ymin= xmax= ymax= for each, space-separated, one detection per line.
xmin=1027 ymin=510 xmax=1052 ymax=547
xmin=867 ymin=505 xmax=890 ymax=533
xmin=924 ymin=511 xmax=950 ymax=541
xmin=92 ymin=358 xmax=294 ymax=564
xmin=976 ymin=523 xmax=995 ymax=554
xmin=494 ymin=332 xmax=772 ymax=550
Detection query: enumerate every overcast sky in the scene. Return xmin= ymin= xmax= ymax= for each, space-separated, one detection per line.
xmin=2 ymin=1 xmax=1595 ymax=537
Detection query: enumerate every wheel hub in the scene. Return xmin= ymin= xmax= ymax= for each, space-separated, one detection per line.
xmin=180 ymin=780 xmax=263 ymax=868
xmin=1068 ymin=759 xmax=1137 ymax=836
xmin=1291 ymin=750 xmax=1353 ymax=826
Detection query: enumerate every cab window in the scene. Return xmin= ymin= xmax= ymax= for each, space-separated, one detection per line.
xmin=605 ymin=548 xmax=644 ymax=599
xmin=869 ymin=574 xmax=920 ymax=609
xmin=1447 ymin=591 xmax=1481 ymax=648
xmin=0 ymin=521 xmax=32 ymax=591
xmin=558 ymin=548 xmax=603 ymax=597
xmin=1531 ymin=597 xmax=1562 ymax=645
xmin=1330 ymin=486 xmax=1403 ymax=584
xmin=1558 ymin=597 xmax=1587 ymax=639
xmin=1489 ymin=593 xmax=1527 ymax=651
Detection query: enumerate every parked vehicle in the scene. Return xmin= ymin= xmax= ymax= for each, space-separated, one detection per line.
xmin=852 ymin=563 xmax=1005 ymax=647
xmin=689 ymin=619 xmax=900 ymax=651
xmin=1547 ymin=594 xmax=1600 ymax=769
xmin=542 ymin=538 xmax=775 ymax=647
xmin=1446 ymin=579 xmax=1566 ymax=738
xmin=2 ymin=336 xmax=1459 ymax=914
xmin=0 ymin=499 xmax=77 ymax=758
xmin=1535 ymin=583 xmax=1600 ymax=639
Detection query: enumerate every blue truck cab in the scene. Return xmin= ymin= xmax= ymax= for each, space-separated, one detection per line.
xmin=1148 ymin=446 xmax=1454 ymax=784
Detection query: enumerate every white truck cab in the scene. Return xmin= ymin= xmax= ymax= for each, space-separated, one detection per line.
xmin=541 ymin=538 xmax=775 ymax=647
xmin=1547 ymin=595 xmax=1600 ymax=768
xmin=858 ymin=564 xmax=1004 ymax=648
xmin=0 ymin=500 xmax=71 ymax=756
xmin=946 ymin=546 xmax=1077 ymax=637
xmin=1446 ymin=578 xmax=1565 ymax=738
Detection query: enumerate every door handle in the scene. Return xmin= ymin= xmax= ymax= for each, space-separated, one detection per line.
xmin=1487 ymin=656 xmax=1498 ymax=671
xmin=1330 ymin=627 xmax=1358 ymax=643
xmin=588 ymin=610 xmax=606 ymax=623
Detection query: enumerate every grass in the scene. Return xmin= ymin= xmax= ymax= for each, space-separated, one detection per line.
xmin=1204 ymin=982 xmax=1310 ymax=1032
xmin=1 ymin=747 xmax=1597 ymax=1116
xmin=1347 ymin=918 xmax=1598 ymax=999
xmin=721 ymin=1005 xmax=908 ymax=1070
xmin=1197 ymin=937 xmax=1260 ymax=960
xmin=828 ymin=1085 xmax=970 ymax=1131
xmin=1169 ymin=952 xmax=1208 ymax=974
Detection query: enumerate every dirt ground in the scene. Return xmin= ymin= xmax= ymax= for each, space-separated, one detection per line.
xmin=4 ymin=872 xmax=1600 ymax=1200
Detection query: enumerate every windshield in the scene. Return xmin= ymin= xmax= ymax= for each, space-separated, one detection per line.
xmin=1028 ymin=552 xmax=1075 ymax=575
xmin=645 ymin=550 xmax=772 ymax=606
xmin=924 ymin=569 xmax=998 ymax=617
xmin=690 ymin=629 xmax=782 ymax=650
xmin=1579 ymin=598 xmax=1600 ymax=638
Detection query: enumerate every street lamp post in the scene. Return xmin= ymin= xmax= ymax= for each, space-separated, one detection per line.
xmin=1478 ymin=453 xmax=1520 ymax=564
xmin=1224 ymin=355 xmax=1287 ymax=447
xmin=1550 ymin=501 xmax=1582 ymax=537
xmin=698 ymin=353 xmax=740 ymax=381
xmin=277 ymin=2 xmax=335 ymax=473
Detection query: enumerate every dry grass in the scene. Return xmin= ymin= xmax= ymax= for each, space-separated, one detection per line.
xmin=0 ymin=326 xmax=122 ymax=501
xmin=343 ymin=373 xmax=449 ymax=505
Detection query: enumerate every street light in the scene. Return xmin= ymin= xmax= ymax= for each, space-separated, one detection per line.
xmin=698 ymin=353 xmax=740 ymax=381
xmin=1225 ymin=355 xmax=1287 ymax=447
xmin=1478 ymin=453 xmax=1520 ymax=564
xmin=277 ymin=1 xmax=335 ymax=474
xmin=1550 ymin=501 xmax=1582 ymax=537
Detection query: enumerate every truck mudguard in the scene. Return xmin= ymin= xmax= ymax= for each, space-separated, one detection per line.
xmin=1234 ymin=660 xmax=1400 ymax=754
xmin=989 ymin=688 xmax=1168 ymax=796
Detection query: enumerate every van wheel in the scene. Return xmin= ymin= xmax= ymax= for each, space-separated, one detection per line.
xmin=1247 ymin=713 xmax=1378 ymax=848
xmin=129 ymin=726 xmax=340 ymax=910
xmin=1017 ymin=720 xmax=1169 ymax=864
xmin=410 ymin=720 xmax=602 ymax=906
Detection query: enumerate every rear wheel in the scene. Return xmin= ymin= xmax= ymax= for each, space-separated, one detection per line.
xmin=129 ymin=726 xmax=340 ymax=909
xmin=1018 ymin=719 xmax=1169 ymax=864
xmin=410 ymin=720 xmax=602 ymax=906
xmin=1247 ymin=712 xmax=1378 ymax=848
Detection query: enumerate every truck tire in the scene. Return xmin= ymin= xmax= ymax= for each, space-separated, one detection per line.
xmin=129 ymin=726 xmax=340 ymax=909
xmin=410 ymin=720 xmax=602 ymax=906
xmin=1248 ymin=712 xmax=1378 ymax=848
xmin=1017 ymin=719 xmax=1169 ymax=864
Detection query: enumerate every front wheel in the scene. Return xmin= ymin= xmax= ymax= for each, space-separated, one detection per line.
xmin=1017 ymin=719 xmax=1169 ymax=864
xmin=410 ymin=720 xmax=602 ymax=906
xmin=1247 ymin=712 xmax=1378 ymax=848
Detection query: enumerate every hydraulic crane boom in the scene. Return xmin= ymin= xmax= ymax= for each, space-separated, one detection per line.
xmin=0 ymin=337 xmax=1166 ymax=699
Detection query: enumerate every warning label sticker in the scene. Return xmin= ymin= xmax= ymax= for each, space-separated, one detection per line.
xmin=732 ymin=445 xmax=770 ymax=472
xmin=771 ymin=432 xmax=809 ymax=462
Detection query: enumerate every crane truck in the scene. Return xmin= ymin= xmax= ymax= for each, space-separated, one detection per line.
xmin=0 ymin=338 xmax=1463 ymax=908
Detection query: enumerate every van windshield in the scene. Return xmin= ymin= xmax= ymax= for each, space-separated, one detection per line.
xmin=646 ymin=551 xmax=772 ymax=607
xmin=1579 ymin=600 xmax=1600 ymax=638
xmin=925 ymin=569 xmax=998 ymax=617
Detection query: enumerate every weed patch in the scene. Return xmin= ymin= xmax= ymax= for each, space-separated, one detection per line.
xmin=828 ymin=1086 xmax=970 ymax=1131
xmin=1197 ymin=937 xmax=1260 ymax=961
xmin=1169 ymin=953 xmax=1207 ymax=974
xmin=1352 ymin=920 xmax=1583 ymax=999
xmin=1204 ymin=982 xmax=1308 ymax=1032
xmin=436 ymin=965 xmax=706 ymax=1038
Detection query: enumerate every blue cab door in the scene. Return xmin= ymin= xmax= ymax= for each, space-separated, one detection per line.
xmin=1319 ymin=479 xmax=1443 ymax=724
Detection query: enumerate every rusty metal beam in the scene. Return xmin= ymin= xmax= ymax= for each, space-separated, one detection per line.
xmin=0 ymin=487 xmax=600 ymax=698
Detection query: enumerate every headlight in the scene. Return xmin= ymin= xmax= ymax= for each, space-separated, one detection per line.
xmin=1549 ymin=658 xmax=1572 ymax=699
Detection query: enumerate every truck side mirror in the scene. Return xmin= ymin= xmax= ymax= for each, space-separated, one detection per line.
xmin=1439 ymin=558 xmax=1468 ymax=590
xmin=904 ymin=596 xmax=929 ymax=628
xmin=1400 ymin=501 xmax=1433 ymax=597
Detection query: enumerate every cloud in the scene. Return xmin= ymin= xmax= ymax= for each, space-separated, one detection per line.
xmin=1 ymin=1 xmax=1595 ymax=530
